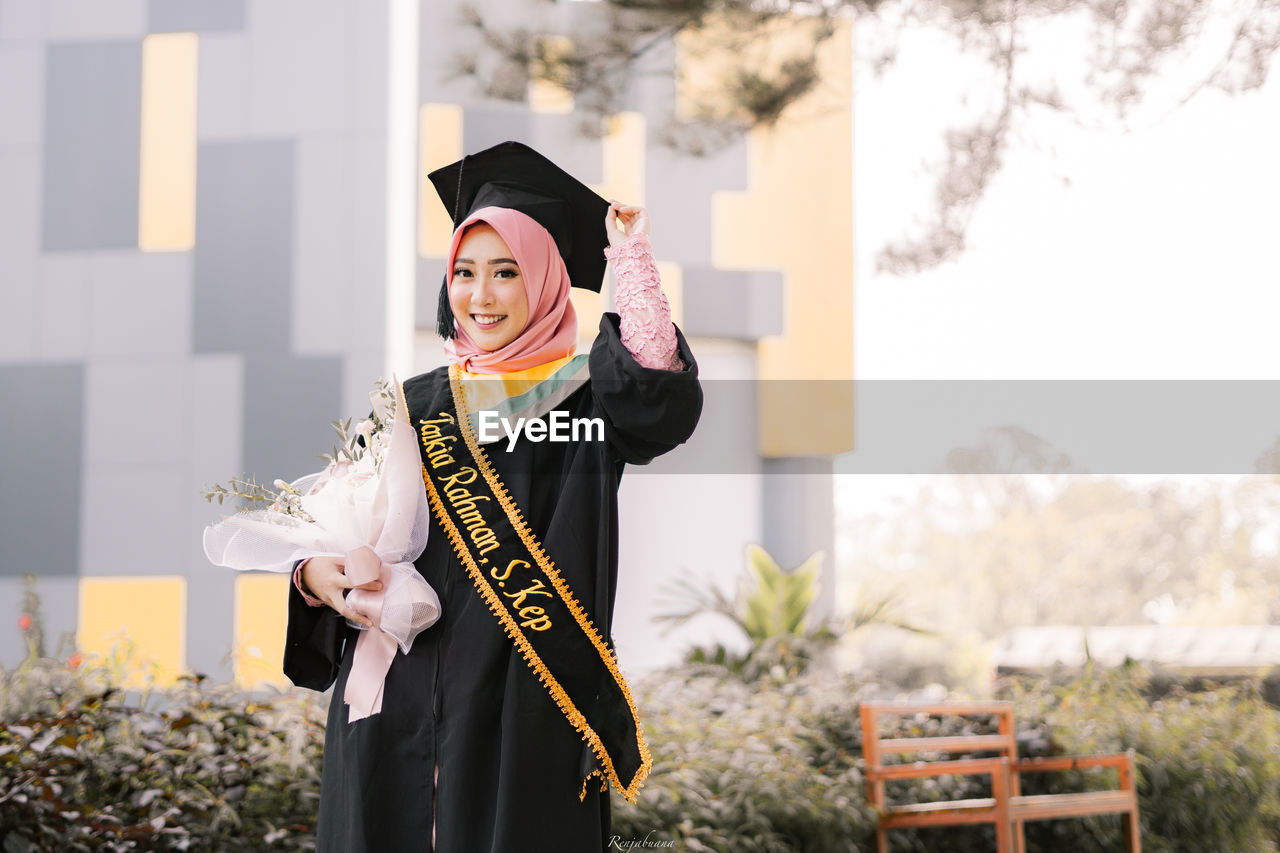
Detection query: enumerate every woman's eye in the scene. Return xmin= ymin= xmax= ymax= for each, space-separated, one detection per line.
xmin=495 ymin=268 xmax=519 ymax=278
xmin=452 ymin=268 xmax=471 ymax=278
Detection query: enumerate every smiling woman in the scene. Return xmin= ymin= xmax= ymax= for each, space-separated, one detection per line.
xmin=283 ymin=141 xmax=703 ymax=853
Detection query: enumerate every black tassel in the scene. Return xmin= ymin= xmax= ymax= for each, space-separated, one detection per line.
xmin=436 ymin=275 xmax=455 ymax=339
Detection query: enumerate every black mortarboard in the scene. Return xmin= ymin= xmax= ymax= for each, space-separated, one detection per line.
xmin=428 ymin=141 xmax=610 ymax=338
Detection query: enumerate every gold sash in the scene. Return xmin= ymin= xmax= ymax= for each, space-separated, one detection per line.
xmin=416 ymin=364 xmax=651 ymax=802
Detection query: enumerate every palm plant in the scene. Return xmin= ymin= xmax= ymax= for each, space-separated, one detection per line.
xmin=657 ymin=544 xmax=925 ymax=680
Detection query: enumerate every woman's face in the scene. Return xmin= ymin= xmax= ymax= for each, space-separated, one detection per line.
xmin=449 ymin=223 xmax=530 ymax=351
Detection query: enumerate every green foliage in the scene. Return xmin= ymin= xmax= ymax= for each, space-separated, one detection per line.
xmin=0 ymin=658 xmax=325 ymax=851
xmin=658 ymin=545 xmax=842 ymax=679
xmin=6 ymin=643 xmax=1280 ymax=851
xmin=615 ymin=665 xmax=1280 ymax=853
xmin=741 ymin=545 xmax=820 ymax=641
xmin=661 ymin=545 xmax=928 ymax=681
xmin=615 ymin=667 xmax=877 ymax=852
xmin=1005 ymin=665 xmax=1280 ymax=853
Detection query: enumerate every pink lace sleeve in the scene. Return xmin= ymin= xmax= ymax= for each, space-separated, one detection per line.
xmin=604 ymin=233 xmax=685 ymax=372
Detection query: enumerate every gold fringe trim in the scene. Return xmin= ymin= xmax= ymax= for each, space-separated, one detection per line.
xmin=440 ymin=364 xmax=652 ymax=803
xmin=579 ymin=768 xmax=608 ymax=803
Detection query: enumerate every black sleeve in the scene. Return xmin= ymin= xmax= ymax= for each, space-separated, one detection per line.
xmin=282 ymin=562 xmax=349 ymax=691
xmin=588 ymin=312 xmax=702 ymax=465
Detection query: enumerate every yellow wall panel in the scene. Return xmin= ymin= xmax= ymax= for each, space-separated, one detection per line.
xmin=572 ymin=288 xmax=604 ymax=352
xmin=78 ymin=576 xmax=187 ymax=686
xmin=592 ymin=111 xmax=646 ymax=206
xmin=138 ymin=33 xmax=198 ymax=252
xmin=681 ymin=16 xmax=856 ymax=455
xmin=233 ymin=573 xmax=291 ymax=688
xmin=418 ymin=103 xmax=465 ymax=257
xmin=656 ymin=261 xmax=683 ymax=327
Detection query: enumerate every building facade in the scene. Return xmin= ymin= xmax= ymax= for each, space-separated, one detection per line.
xmin=0 ymin=0 xmax=853 ymax=683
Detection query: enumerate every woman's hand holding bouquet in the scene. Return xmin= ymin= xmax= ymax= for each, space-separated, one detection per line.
xmin=202 ymin=379 xmax=440 ymax=721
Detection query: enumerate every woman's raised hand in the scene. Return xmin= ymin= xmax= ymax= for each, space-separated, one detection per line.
xmin=605 ymin=200 xmax=650 ymax=248
xmin=300 ymin=556 xmax=379 ymax=627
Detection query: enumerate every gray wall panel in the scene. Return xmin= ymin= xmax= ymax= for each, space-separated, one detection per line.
xmin=188 ymin=355 xmax=243 ymax=580
xmin=348 ymin=0 xmax=389 ymax=132
xmin=463 ymin=106 xmax=532 ymax=158
xmin=0 ymin=576 xmax=81 ymax=668
xmin=0 ymin=579 xmax=26 ymax=666
xmin=293 ymin=136 xmax=348 ymax=355
xmin=762 ymin=457 xmax=834 ymax=619
xmin=193 ymin=140 xmax=294 ymax=354
xmin=183 ymin=571 xmax=235 ymax=681
xmin=416 ymin=257 xmax=445 ymax=331
xmin=342 ymin=350 xmax=384 ymax=421
xmin=681 ymin=266 xmax=785 ymax=340
xmin=0 ymin=0 xmax=46 ymax=40
xmin=196 ymin=34 xmax=251 ymax=141
xmin=88 ymin=251 xmax=192 ymax=357
xmin=84 ymin=359 xmax=186 ymax=468
xmin=80 ymin=467 xmax=186 ymax=575
xmin=148 ymin=0 xmax=246 ymax=33
xmin=247 ymin=0 xmax=347 ymax=136
xmin=345 ymin=134 xmax=388 ymax=351
xmin=527 ymin=113 xmax=604 ymax=185
xmin=418 ymin=0 xmax=485 ymax=104
xmin=36 ymin=255 xmax=91 ymax=360
xmin=0 ymin=146 xmax=39 ymax=362
xmin=645 ymin=140 xmax=749 ymax=266
xmin=0 ymin=44 xmax=43 ymax=145
xmin=241 ymin=354 xmax=342 ymax=483
xmin=47 ymin=0 xmax=145 ymax=39
xmin=0 ymin=364 xmax=83 ymax=576
xmin=42 ymin=41 xmax=141 ymax=251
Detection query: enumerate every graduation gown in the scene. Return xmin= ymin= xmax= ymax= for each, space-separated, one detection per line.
xmin=283 ymin=315 xmax=702 ymax=852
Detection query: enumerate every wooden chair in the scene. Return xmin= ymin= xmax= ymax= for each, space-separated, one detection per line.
xmin=859 ymin=701 xmax=1141 ymax=853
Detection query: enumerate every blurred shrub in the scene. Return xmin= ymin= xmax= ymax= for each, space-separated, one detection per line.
xmin=6 ymin=647 xmax=1280 ymax=851
xmin=613 ymin=666 xmax=877 ymax=852
xmin=1006 ymin=664 xmax=1280 ymax=853
xmin=0 ymin=655 xmax=325 ymax=851
xmin=616 ymin=664 xmax=1280 ymax=853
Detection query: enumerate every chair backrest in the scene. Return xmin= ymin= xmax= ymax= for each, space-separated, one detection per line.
xmin=860 ymin=701 xmax=1019 ymax=806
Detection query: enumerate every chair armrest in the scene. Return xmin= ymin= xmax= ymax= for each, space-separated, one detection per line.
xmin=869 ymin=756 xmax=1011 ymax=782
xmin=1013 ymin=751 xmax=1134 ymax=775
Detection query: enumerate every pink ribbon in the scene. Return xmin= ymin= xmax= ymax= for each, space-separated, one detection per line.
xmin=342 ymin=545 xmax=400 ymax=722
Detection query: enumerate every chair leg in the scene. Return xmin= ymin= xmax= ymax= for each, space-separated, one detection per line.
xmin=1011 ymin=819 xmax=1026 ymax=853
xmin=993 ymin=816 xmax=1011 ymax=853
xmin=1123 ymin=809 xmax=1141 ymax=853
xmin=876 ymin=825 xmax=889 ymax=853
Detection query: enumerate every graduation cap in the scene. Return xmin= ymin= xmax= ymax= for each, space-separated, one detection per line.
xmin=428 ymin=141 xmax=611 ymax=338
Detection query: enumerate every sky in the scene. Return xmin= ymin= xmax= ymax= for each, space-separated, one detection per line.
xmin=851 ymin=13 xmax=1280 ymax=381
xmin=837 ymin=10 xmax=1280 ymax=549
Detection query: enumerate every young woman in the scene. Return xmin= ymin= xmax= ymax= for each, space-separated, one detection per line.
xmin=283 ymin=141 xmax=701 ymax=851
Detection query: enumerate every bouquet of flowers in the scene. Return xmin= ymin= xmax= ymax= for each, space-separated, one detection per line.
xmin=202 ymin=378 xmax=440 ymax=721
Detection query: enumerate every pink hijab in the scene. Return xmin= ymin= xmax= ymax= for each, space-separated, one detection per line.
xmin=443 ymin=206 xmax=578 ymax=374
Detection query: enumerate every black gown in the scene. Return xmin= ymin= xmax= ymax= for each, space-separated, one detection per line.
xmin=283 ymin=315 xmax=702 ymax=852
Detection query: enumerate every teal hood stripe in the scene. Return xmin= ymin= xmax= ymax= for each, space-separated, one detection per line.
xmin=468 ymin=354 xmax=591 ymax=443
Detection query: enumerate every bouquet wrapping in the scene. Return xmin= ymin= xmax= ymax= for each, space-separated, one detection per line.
xmin=203 ymin=380 xmax=440 ymax=721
